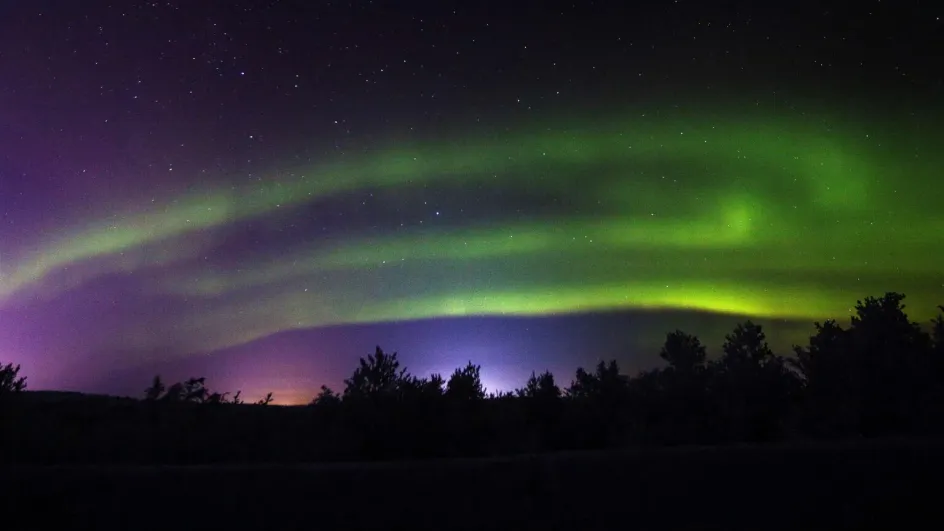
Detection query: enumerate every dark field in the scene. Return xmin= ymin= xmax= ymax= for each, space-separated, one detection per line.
xmin=4 ymin=438 xmax=940 ymax=531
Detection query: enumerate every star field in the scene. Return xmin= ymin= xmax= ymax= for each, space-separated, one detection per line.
xmin=1 ymin=0 xmax=942 ymax=403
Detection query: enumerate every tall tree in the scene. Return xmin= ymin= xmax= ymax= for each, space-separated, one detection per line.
xmin=344 ymin=346 xmax=409 ymax=400
xmin=660 ymin=330 xmax=707 ymax=373
xmin=845 ymin=293 xmax=934 ymax=434
xmin=790 ymin=320 xmax=848 ymax=383
xmin=566 ymin=360 xmax=624 ymax=399
xmin=518 ymin=370 xmax=561 ymax=401
xmin=715 ymin=321 xmax=796 ymax=441
xmin=446 ymin=362 xmax=485 ymax=401
xmin=400 ymin=374 xmax=445 ymax=402
xmin=790 ymin=319 xmax=855 ymax=435
xmin=721 ymin=321 xmax=774 ymax=368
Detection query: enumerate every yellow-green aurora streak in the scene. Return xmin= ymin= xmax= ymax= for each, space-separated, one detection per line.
xmin=2 ymin=109 xmax=942 ymax=353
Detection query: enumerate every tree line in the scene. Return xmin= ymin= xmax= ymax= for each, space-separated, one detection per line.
xmin=2 ymin=292 xmax=944 ymax=463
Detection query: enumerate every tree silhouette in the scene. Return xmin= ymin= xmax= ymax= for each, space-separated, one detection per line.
xmin=790 ymin=319 xmax=855 ymax=435
xmin=0 ymin=362 xmax=27 ymax=396
xmin=344 ymin=346 xmax=409 ymax=400
xmin=183 ymin=377 xmax=208 ymax=403
xmin=565 ymin=360 xmax=630 ymax=448
xmin=518 ymin=370 xmax=561 ymax=401
xmin=790 ymin=320 xmax=848 ymax=381
xmin=720 ymin=321 xmax=776 ymax=368
xmin=844 ymin=293 xmax=934 ymax=434
xmin=161 ymin=381 xmax=185 ymax=401
xmin=205 ymin=391 xmax=229 ymax=404
xmin=144 ymin=375 xmax=165 ymax=400
xmin=659 ymin=330 xmax=707 ymax=374
xmin=312 ymin=385 xmax=341 ymax=406
xmin=714 ymin=321 xmax=797 ymax=442
xmin=143 ymin=375 xmax=250 ymax=406
xmin=516 ymin=370 xmax=563 ymax=449
xmin=419 ymin=373 xmax=446 ymax=398
xmin=566 ymin=360 xmax=625 ymax=400
xmin=642 ymin=330 xmax=715 ymax=444
xmin=398 ymin=373 xmax=446 ymax=404
xmin=446 ymin=362 xmax=485 ymax=401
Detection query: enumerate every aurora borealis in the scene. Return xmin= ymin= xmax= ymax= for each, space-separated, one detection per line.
xmin=1 ymin=1 xmax=942 ymax=403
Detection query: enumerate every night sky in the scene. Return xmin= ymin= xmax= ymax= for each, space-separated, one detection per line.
xmin=1 ymin=0 xmax=942 ymax=404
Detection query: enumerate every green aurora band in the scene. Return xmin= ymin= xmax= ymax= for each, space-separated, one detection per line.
xmin=2 ymin=109 xmax=942 ymax=353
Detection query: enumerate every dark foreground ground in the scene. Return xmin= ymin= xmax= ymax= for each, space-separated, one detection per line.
xmin=3 ymin=437 xmax=941 ymax=530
